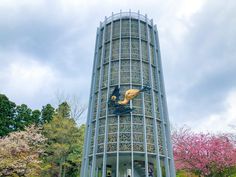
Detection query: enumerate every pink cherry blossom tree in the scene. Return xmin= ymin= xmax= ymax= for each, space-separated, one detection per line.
xmin=172 ymin=128 xmax=236 ymax=177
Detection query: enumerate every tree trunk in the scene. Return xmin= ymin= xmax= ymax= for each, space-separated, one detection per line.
xmin=63 ymin=165 xmax=66 ymax=177
xmin=59 ymin=158 xmax=63 ymax=177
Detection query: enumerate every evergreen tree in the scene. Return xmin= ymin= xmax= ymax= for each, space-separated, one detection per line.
xmin=41 ymin=108 xmax=85 ymax=177
xmin=15 ymin=104 xmax=32 ymax=130
xmin=0 ymin=94 xmax=16 ymax=137
xmin=0 ymin=93 xmax=49 ymax=136
xmin=57 ymin=102 xmax=71 ymax=119
xmin=31 ymin=109 xmax=41 ymax=125
xmin=0 ymin=93 xmax=86 ymax=176
xmin=41 ymin=104 xmax=55 ymax=124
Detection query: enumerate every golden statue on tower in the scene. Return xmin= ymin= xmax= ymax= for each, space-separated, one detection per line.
xmin=108 ymin=86 xmax=151 ymax=115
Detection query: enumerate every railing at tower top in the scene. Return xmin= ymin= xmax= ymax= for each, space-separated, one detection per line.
xmin=100 ymin=12 xmax=152 ymax=27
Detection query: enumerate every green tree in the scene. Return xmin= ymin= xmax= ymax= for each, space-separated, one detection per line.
xmin=57 ymin=102 xmax=71 ymax=119
xmin=15 ymin=104 xmax=32 ymax=130
xmin=1 ymin=93 xmax=52 ymax=137
xmin=41 ymin=104 xmax=55 ymax=124
xmin=31 ymin=109 xmax=41 ymax=125
xmin=0 ymin=94 xmax=16 ymax=137
xmin=41 ymin=112 xmax=85 ymax=177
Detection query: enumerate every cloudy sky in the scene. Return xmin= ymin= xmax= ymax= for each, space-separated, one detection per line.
xmin=0 ymin=0 xmax=235 ymax=133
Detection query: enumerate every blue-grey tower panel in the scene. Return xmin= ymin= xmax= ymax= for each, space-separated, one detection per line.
xmin=81 ymin=11 xmax=176 ymax=177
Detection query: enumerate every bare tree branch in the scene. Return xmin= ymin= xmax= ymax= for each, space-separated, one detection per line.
xmin=54 ymin=90 xmax=87 ymax=123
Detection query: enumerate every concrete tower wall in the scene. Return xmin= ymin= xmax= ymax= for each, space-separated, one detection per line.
xmin=81 ymin=11 xmax=176 ymax=177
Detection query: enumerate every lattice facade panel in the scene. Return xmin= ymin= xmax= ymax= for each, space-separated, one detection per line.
xmin=81 ymin=12 xmax=176 ymax=177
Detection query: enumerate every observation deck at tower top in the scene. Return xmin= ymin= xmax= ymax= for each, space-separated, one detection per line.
xmin=100 ymin=11 xmax=154 ymax=27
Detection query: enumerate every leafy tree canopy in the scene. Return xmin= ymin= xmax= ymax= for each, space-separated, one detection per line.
xmin=56 ymin=101 xmax=71 ymax=119
xmin=0 ymin=93 xmax=55 ymax=137
xmin=41 ymin=104 xmax=55 ymax=124
xmin=41 ymin=109 xmax=85 ymax=177
xmin=0 ymin=94 xmax=16 ymax=136
xmin=0 ymin=94 xmax=85 ymax=177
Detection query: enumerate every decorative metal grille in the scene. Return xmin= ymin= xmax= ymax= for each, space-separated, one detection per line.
xmin=133 ymin=143 xmax=144 ymax=151
xmin=102 ymin=64 xmax=108 ymax=88
xmin=141 ymin=41 xmax=148 ymax=61
xmin=120 ymin=124 xmax=131 ymax=132
xmin=121 ymin=39 xmax=130 ymax=59
xmin=95 ymin=68 xmax=100 ymax=91
xmin=97 ymin=144 xmax=104 ymax=153
xmin=146 ymin=117 xmax=153 ymax=126
xmin=144 ymin=92 xmax=152 ymax=117
xmin=131 ymin=60 xmax=141 ymax=84
xmin=120 ymin=133 xmax=131 ymax=142
xmin=147 ymin=134 xmax=155 ymax=144
xmin=104 ymin=43 xmax=110 ymax=63
xmin=112 ymin=20 xmax=120 ymax=39
xmin=100 ymin=89 xmax=107 ymax=117
xmin=98 ymin=134 xmax=105 ymax=144
xmin=108 ymin=124 xmax=118 ymax=133
xmin=107 ymin=143 xmax=117 ymax=152
xmin=120 ymin=143 xmax=131 ymax=151
xmin=99 ymin=126 xmax=105 ymax=134
xmin=131 ymin=39 xmax=139 ymax=59
xmin=132 ymin=115 xmax=143 ymax=124
xmin=157 ymin=120 xmax=164 ymax=155
xmin=154 ymin=91 xmax=160 ymax=118
xmin=146 ymin=125 xmax=154 ymax=135
xmin=108 ymin=116 xmax=118 ymax=124
xmin=112 ymin=39 xmax=119 ymax=61
xmin=100 ymin=118 xmax=106 ymax=125
xmin=133 ymin=124 xmax=144 ymax=133
xmin=150 ymin=45 xmax=155 ymax=65
xmin=121 ymin=19 xmax=130 ymax=37
xmin=131 ymin=19 xmax=139 ymax=38
xmin=99 ymin=29 xmax=103 ymax=47
xmin=81 ymin=12 xmax=176 ymax=177
xmin=149 ymin=26 xmax=154 ymax=44
xmin=120 ymin=115 xmax=131 ymax=123
xmin=120 ymin=60 xmax=130 ymax=84
xmin=110 ymin=61 xmax=119 ymax=86
xmin=108 ymin=133 xmax=117 ymax=142
xmin=140 ymin=21 xmax=147 ymax=40
xmin=147 ymin=144 xmax=155 ymax=153
xmin=105 ymin=23 xmax=111 ymax=42
xmin=152 ymin=66 xmax=158 ymax=90
xmin=142 ymin=62 xmax=150 ymax=84
xmin=97 ymin=48 xmax=102 ymax=69
xmin=93 ymin=93 xmax=98 ymax=120
xmin=133 ymin=133 xmax=144 ymax=142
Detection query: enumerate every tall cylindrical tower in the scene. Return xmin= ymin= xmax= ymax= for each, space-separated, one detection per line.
xmin=81 ymin=11 xmax=176 ymax=177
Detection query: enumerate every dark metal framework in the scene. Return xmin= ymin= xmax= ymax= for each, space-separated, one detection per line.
xmin=81 ymin=11 xmax=176 ymax=177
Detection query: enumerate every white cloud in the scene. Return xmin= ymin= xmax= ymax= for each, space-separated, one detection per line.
xmin=176 ymin=0 xmax=206 ymax=21
xmin=187 ymin=90 xmax=236 ymax=133
xmin=0 ymin=52 xmax=58 ymax=108
xmin=7 ymin=61 xmax=54 ymax=94
xmin=0 ymin=0 xmax=235 ymax=132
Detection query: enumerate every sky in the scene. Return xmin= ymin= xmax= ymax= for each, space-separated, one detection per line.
xmin=0 ymin=0 xmax=235 ymax=133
